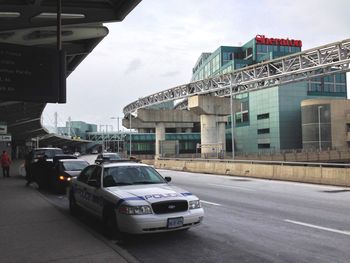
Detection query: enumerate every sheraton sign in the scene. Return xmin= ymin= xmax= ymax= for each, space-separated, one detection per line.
xmin=255 ymin=35 xmax=302 ymax=47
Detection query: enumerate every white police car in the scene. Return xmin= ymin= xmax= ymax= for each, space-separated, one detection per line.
xmin=68 ymin=162 xmax=204 ymax=235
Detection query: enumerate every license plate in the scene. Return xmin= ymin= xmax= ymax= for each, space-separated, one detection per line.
xmin=167 ymin=217 xmax=184 ymax=229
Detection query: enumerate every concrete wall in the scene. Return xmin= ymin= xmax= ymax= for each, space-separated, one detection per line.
xmin=301 ymin=98 xmax=350 ymax=150
xmin=137 ymin=109 xmax=199 ymax=123
xmin=330 ymin=100 xmax=350 ymax=149
xmin=135 ymin=149 xmax=350 ymax=163
xmin=188 ymin=96 xmax=231 ymax=115
xmin=154 ymin=159 xmax=350 ymax=187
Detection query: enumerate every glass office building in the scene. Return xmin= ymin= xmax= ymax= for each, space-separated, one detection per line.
xmin=58 ymin=121 xmax=97 ymax=139
xmin=191 ymin=35 xmax=347 ymax=153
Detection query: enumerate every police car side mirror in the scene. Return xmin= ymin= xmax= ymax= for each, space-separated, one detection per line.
xmin=88 ymin=179 xmax=99 ymax=188
xmin=165 ymin=176 xmax=171 ymax=182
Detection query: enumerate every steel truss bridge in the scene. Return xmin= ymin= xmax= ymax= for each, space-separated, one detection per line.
xmin=123 ymin=38 xmax=350 ymax=115
xmin=86 ymin=132 xmax=127 ymax=142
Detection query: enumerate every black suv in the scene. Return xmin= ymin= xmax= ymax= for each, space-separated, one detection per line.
xmin=28 ymin=148 xmax=65 ymax=188
xmin=31 ymin=147 xmax=64 ymax=162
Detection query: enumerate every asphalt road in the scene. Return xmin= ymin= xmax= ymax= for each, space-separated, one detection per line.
xmin=43 ymin=155 xmax=350 ymax=263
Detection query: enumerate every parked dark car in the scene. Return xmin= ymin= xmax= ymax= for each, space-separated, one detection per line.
xmin=95 ymin=152 xmax=121 ymax=164
xmin=31 ymin=147 xmax=64 ymax=162
xmin=28 ymin=148 xmax=64 ymax=189
xmin=50 ymin=159 xmax=89 ymax=192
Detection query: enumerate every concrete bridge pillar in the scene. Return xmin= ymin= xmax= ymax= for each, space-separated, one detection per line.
xmin=189 ymin=95 xmax=230 ymax=157
xmin=218 ymin=122 xmax=226 ymax=152
xmin=155 ymin=122 xmax=165 ymax=157
xmin=200 ymin=115 xmax=217 ymax=146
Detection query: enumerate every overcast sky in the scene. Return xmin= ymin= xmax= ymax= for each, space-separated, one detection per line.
xmin=43 ymin=0 xmax=350 ymax=131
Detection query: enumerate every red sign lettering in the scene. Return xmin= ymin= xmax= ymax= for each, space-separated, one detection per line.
xmin=255 ymin=35 xmax=302 ymax=47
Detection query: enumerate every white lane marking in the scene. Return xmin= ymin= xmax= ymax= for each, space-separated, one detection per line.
xmin=285 ymin=219 xmax=350 ymax=236
xmin=208 ymin=183 xmax=255 ymax=192
xmin=201 ymin=200 xmax=222 ymax=206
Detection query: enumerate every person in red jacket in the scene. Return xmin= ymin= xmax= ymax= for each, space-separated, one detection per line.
xmin=1 ymin=150 xmax=11 ymax=178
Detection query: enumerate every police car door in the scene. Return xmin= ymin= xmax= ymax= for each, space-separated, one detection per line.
xmin=74 ymin=165 xmax=96 ymax=210
xmin=84 ymin=166 xmax=103 ymax=217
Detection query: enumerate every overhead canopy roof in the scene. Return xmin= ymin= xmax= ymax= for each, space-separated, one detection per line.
xmin=0 ymin=0 xmax=141 ymax=146
xmin=0 ymin=0 xmax=140 ymax=31
xmin=38 ymin=133 xmax=93 ymax=148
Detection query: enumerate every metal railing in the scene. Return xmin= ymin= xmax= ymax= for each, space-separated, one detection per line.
xmin=123 ymin=38 xmax=350 ymax=114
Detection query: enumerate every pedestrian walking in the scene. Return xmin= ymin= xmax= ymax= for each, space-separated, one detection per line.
xmin=1 ymin=150 xmax=11 ymax=178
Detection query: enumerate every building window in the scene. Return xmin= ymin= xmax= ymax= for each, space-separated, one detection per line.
xmin=236 ymin=111 xmax=249 ymax=123
xmin=199 ymin=69 xmax=203 ymax=80
xmin=212 ymin=54 xmax=220 ymax=73
xmin=257 ymin=113 xmax=269 ymax=120
xmin=257 ymin=128 xmax=270 ymax=134
xmin=222 ymin=52 xmax=233 ymax=62
xmin=308 ymin=73 xmax=346 ymax=95
xmin=245 ymin=47 xmax=253 ymax=58
xmin=256 ymin=45 xmax=267 ymax=53
xmin=235 ymin=98 xmax=249 ymax=124
xmin=242 ymin=112 xmax=249 ymax=122
xmin=258 ymin=143 xmax=270 ymax=149
xmin=204 ymin=63 xmax=211 ymax=78
xmin=309 ymin=82 xmax=321 ymax=92
xmin=336 ymin=84 xmax=346 ymax=92
xmin=241 ymin=100 xmax=249 ymax=111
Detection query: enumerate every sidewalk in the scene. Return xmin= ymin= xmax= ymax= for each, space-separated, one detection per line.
xmin=0 ymin=160 xmax=136 ymax=263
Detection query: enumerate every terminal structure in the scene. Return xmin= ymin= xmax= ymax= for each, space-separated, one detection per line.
xmin=121 ymin=35 xmax=350 ymax=157
xmin=0 ymin=0 xmax=141 ymax=157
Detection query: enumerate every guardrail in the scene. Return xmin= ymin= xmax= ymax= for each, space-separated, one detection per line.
xmin=158 ymin=157 xmax=350 ymax=168
xmin=155 ymin=158 xmax=350 ymax=187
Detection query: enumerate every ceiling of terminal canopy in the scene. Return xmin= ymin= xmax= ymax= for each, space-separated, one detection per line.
xmin=0 ymin=0 xmax=141 ymax=144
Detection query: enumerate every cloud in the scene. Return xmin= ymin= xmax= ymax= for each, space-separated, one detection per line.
xmin=44 ymin=0 xmax=350 ymax=128
xmin=160 ymin=71 xmax=181 ymax=78
xmin=124 ymin=59 xmax=143 ymax=74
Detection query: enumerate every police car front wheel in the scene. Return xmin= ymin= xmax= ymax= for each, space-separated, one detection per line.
xmin=103 ymin=208 xmax=119 ymax=239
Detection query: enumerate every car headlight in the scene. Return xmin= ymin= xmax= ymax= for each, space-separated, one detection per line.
xmin=189 ymin=200 xmax=201 ymax=209
xmin=119 ymin=205 xmax=152 ymax=215
xmin=59 ymin=175 xmax=71 ymax=181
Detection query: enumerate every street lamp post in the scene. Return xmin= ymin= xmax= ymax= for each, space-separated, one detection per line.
xmin=129 ymin=113 xmax=132 ymax=157
xmin=318 ymin=106 xmax=323 ymax=151
xmin=111 ymin=117 xmax=120 ymax=153
xmin=230 ymin=85 xmax=235 ymax=159
xmin=117 ymin=117 xmax=120 ymax=153
xmin=105 ymin=125 xmax=108 ymax=151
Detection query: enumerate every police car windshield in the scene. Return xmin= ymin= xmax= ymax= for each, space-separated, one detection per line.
xmin=103 ymin=166 xmax=166 ymax=187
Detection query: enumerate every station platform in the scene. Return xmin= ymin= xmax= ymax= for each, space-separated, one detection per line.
xmin=0 ymin=160 xmax=137 ymax=263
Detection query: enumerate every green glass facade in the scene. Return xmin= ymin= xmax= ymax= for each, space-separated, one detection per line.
xmin=191 ymin=36 xmax=347 ymax=153
xmin=125 ymin=133 xmax=200 ymax=155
